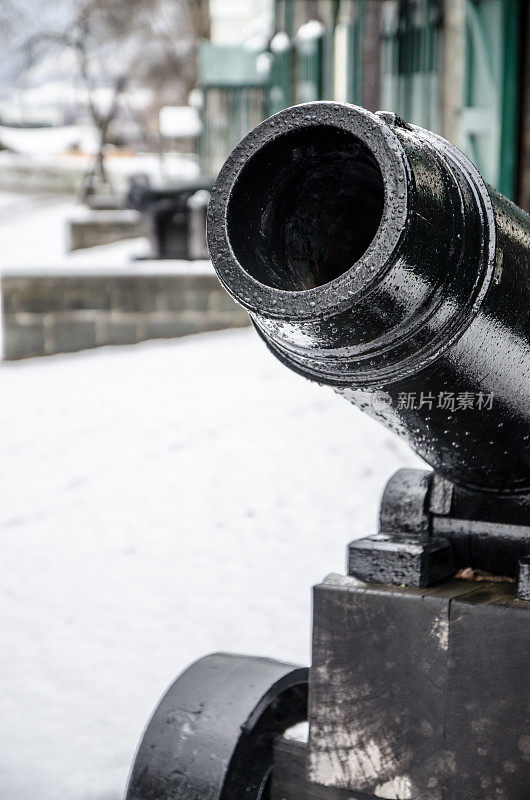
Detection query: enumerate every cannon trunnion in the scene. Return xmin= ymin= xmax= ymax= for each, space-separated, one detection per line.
xmin=126 ymin=103 xmax=530 ymax=800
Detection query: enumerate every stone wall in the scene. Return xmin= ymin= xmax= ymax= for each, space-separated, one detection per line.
xmin=67 ymin=211 xmax=147 ymax=251
xmin=2 ymin=272 xmax=250 ymax=360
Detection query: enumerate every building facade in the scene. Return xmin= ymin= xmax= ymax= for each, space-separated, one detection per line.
xmin=197 ymin=0 xmax=529 ymax=208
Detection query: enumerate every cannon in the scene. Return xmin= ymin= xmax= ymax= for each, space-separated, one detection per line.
xmin=126 ymin=104 xmax=530 ymax=800
xmin=127 ymin=175 xmax=213 ymax=259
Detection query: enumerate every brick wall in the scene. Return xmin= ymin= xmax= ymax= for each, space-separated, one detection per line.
xmin=2 ymin=272 xmax=250 ymax=360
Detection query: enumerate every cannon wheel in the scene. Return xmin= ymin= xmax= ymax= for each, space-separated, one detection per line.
xmin=125 ymin=653 xmax=308 ymax=800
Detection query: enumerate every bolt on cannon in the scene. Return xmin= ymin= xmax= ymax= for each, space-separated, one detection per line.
xmin=126 ymin=103 xmax=530 ymax=800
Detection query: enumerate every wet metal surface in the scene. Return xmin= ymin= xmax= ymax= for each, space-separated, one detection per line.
xmin=208 ymin=102 xmax=530 ymax=500
xmin=125 ymin=654 xmax=307 ymax=800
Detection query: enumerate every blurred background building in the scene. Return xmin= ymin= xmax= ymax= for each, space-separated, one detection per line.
xmin=0 ymin=0 xmax=527 ymax=204
xmin=198 ymin=0 xmax=529 ymax=207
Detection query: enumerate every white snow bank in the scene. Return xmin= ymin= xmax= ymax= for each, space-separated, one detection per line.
xmin=0 ymin=329 xmax=424 ymax=800
xmin=0 ymin=150 xmax=200 ymax=195
xmin=0 ymin=124 xmax=98 ymax=156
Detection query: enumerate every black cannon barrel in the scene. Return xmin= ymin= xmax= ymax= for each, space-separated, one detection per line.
xmin=207 ymin=103 xmax=530 ymax=505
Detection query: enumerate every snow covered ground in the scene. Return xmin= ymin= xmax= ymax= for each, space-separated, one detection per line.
xmin=0 ymin=190 xmax=213 ymax=273
xmin=0 ymin=328 xmax=424 ymax=800
xmin=0 ymin=191 xmax=150 ymax=270
xmin=0 ymin=146 xmax=200 ymax=194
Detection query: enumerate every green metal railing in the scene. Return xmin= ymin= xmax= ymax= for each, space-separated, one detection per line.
xmin=381 ymin=0 xmax=441 ymax=132
xmin=459 ymin=0 xmax=520 ymax=198
xmin=295 ymin=22 xmax=325 ymax=103
xmin=200 ymin=87 xmax=268 ymax=176
xmin=269 ymin=33 xmax=293 ymax=115
xmin=345 ymin=0 xmax=365 ymax=104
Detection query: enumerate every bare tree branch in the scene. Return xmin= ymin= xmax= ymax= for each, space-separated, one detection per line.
xmin=11 ymin=0 xmax=210 ymax=194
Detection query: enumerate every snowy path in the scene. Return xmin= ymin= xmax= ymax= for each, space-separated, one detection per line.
xmin=0 ymin=329 xmax=423 ymax=800
xmin=0 ymin=191 xmax=151 ymax=270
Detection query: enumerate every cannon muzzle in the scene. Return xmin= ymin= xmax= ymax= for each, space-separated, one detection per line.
xmin=207 ymin=103 xmax=530 ymax=507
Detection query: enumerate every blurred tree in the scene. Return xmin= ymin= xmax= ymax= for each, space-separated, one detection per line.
xmin=21 ymin=0 xmax=210 ymax=196
xmin=0 ymin=1 xmax=18 ymax=44
xmin=0 ymin=2 xmax=77 ymax=84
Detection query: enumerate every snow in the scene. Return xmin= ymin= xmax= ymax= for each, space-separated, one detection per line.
xmin=159 ymin=106 xmax=202 ymax=138
xmin=0 ymin=124 xmax=98 ymax=156
xmin=0 ymin=150 xmax=200 ymax=195
xmin=271 ymin=31 xmax=291 ymax=53
xmin=296 ymin=19 xmax=326 ymax=41
xmin=0 ymin=328 xmax=424 ymax=800
xmin=0 ymin=192 xmax=147 ymax=269
xmin=0 ymin=191 xmax=212 ymax=273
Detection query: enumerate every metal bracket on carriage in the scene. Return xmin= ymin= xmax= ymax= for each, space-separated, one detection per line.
xmin=348 ymin=468 xmax=530 ymax=596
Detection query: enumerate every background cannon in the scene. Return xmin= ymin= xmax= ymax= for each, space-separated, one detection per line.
xmin=127 ymin=103 xmax=530 ymax=800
